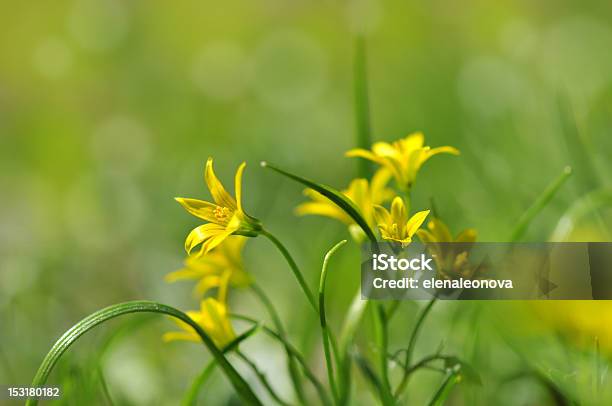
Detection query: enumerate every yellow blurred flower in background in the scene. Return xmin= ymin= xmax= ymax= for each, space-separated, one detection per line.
xmin=163 ymin=298 xmax=236 ymax=348
xmin=165 ymin=236 xmax=251 ymax=298
xmin=531 ymin=301 xmax=612 ymax=354
xmin=373 ymin=196 xmax=430 ymax=245
xmin=417 ymin=217 xmax=479 ymax=278
xmin=176 ymin=157 xmax=261 ymax=256
xmin=295 ymin=169 xmax=394 ymax=241
xmin=346 ymin=132 xmax=459 ymax=190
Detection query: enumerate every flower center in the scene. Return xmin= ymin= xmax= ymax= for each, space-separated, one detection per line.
xmin=214 ymin=206 xmax=233 ymax=221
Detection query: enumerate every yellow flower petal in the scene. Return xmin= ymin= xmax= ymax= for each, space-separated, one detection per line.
xmin=185 ymin=223 xmax=226 ymax=255
xmin=405 ymin=210 xmax=430 ymax=238
xmin=372 ymin=142 xmax=397 ymax=157
xmin=175 ymin=198 xmax=219 ymax=223
xmin=400 ymin=132 xmax=425 ymax=151
xmin=345 ymin=148 xmax=383 ymax=163
xmin=455 ymin=228 xmax=477 ymax=243
xmin=295 ymin=202 xmax=350 ymax=224
xmin=193 ymin=275 xmax=223 ymax=297
xmin=199 ymin=226 xmax=236 ymax=255
xmin=390 ymin=197 xmax=408 ymax=226
xmin=429 ymin=218 xmax=453 ymax=242
xmin=427 ymin=146 xmax=460 ymax=157
xmin=205 ymin=157 xmax=237 ymax=210
xmin=373 ymin=205 xmax=392 ymax=226
xmin=234 ymin=162 xmax=246 ymax=213
xmin=165 ymin=268 xmax=203 ymax=282
xmin=416 ymin=228 xmax=436 ymax=243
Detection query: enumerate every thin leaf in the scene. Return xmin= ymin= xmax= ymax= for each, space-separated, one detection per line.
xmin=231 ymin=314 xmax=332 ymax=406
xmin=260 ymin=161 xmax=378 ymax=244
xmin=183 ymin=324 xmax=261 ymax=406
xmin=27 ymin=301 xmax=262 ymax=406
xmin=261 ymin=228 xmax=317 ymax=312
xmin=319 ymin=240 xmax=347 ymax=403
xmin=354 ymin=34 xmax=372 ymax=178
xmin=337 ymin=291 xmax=368 ymax=405
xmin=509 ymin=166 xmax=572 ymax=242
xmin=427 ymin=365 xmax=461 ymax=406
xmin=236 ymin=350 xmax=291 ymax=406
xmin=394 ymin=298 xmax=437 ymax=398
xmin=354 ymin=353 xmax=394 ymax=405
xmin=556 ymin=94 xmax=602 ymax=191
xmin=250 ymin=283 xmax=306 ymax=403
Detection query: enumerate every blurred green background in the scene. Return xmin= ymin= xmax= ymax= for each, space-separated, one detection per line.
xmin=1 ymin=0 xmax=612 ymax=404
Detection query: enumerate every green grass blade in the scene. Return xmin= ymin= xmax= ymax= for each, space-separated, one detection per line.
xmin=261 ymin=228 xmax=317 ymax=312
xmin=373 ymin=303 xmax=394 ymax=405
xmin=395 ymin=298 xmax=437 ymax=398
xmin=556 ymin=94 xmax=602 ymax=191
xmin=260 ymin=161 xmax=378 ymax=244
xmin=182 ymin=324 xmax=261 ymax=406
xmin=319 ymin=240 xmax=347 ymax=403
xmin=236 ymin=350 xmax=291 ymax=406
xmin=250 ymin=283 xmax=306 ymax=403
xmin=427 ymin=366 xmax=461 ymax=406
xmin=551 ymin=188 xmax=612 ymax=241
xmin=27 ymin=300 xmax=262 ymax=406
xmin=337 ymin=290 xmax=368 ymax=405
xmin=354 ymin=351 xmax=384 ymax=400
xmin=231 ymin=313 xmax=332 ymax=406
xmin=509 ymin=166 xmax=572 ymax=242
xmin=354 ymin=34 xmax=372 ymax=178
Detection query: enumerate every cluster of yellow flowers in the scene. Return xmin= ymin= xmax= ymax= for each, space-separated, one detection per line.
xmin=298 ymin=132 xmax=465 ymax=246
xmin=165 ymin=158 xmax=255 ymax=348
xmin=165 ymin=132 xmax=473 ymax=348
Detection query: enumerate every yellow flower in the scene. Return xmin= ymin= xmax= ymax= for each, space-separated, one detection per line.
xmin=295 ymin=169 xmax=394 ymax=241
xmin=416 ymin=217 xmax=477 ymax=244
xmin=163 ymin=298 xmax=236 ymax=348
xmin=176 ymin=158 xmax=261 ymax=257
xmin=346 ymin=132 xmax=459 ymax=190
xmin=165 ymin=236 xmax=251 ymax=299
xmin=416 ymin=217 xmax=478 ymax=278
xmin=373 ymin=196 xmax=430 ymax=246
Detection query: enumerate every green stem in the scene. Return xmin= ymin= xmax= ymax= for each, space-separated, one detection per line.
xmin=319 ymin=240 xmax=347 ymax=404
xmin=251 ymin=283 xmax=306 ymax=404
xmin=236 ymin=350 xmax=291 ymax=406
xmin=27 ymin=301 xmax=262 ymax=406
xmin=394 ymin=298 xmax=437 ymax=398
xmin=232 ymin=314 xmax=332 ymax=406
xmin=354 ymin=34 xmax=372 ymax=178
xmin=374 ymin=303 xmax=393 ymax=404
xmin=509 ymin=166 xmax=573 ymax=241
xmin=182 ymin=325 xmax=260 ymax=406
xmin=182 ymin=360 xmax=216 ymax=406
xmin=261 ymin=229 xmax=317 ymax=312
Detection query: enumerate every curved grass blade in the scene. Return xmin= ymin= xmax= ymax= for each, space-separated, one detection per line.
xmin=319 ymin=240 xmax=347 ymax=403
xmin=260 ymin=161 xmax=378 ymax=244
xmin=232 ymin=314 xmax=332 ymax=406
xmin=509 ymin=166 xmax=572 ymax=242
xmin=250 ymin=283 xmax=306 ymax=403
xmin=337 ymin=290 xmax=368 ymax=405
xmin=27 ymin=300 xmax=262 ymax=406
xmin=183 ymin=324 xmax=261 ymax=406
xmin=551 ymin=188 xmax=612 ymax=241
